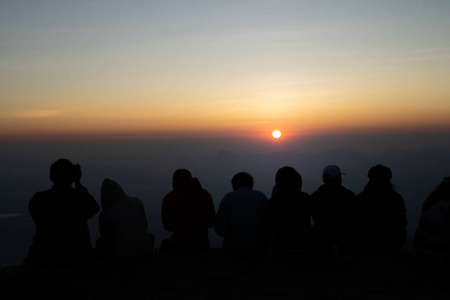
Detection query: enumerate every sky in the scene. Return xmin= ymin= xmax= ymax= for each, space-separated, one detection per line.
xmin=1 ymin=0 xmax=449 ymax=140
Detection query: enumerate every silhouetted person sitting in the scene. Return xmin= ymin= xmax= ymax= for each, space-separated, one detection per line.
xmin=311 ymin=165 xmax=356 ymax=254
xmin=96 ymin=178 xmax=154 ymax=262
xmin=215 ymin=172 xmax=268 ymax=255
xmin=160 ymin=169 xmax=215 ymax=254
xmin=414 ymin=177 xmax=450 ymax=260
xmin=267 ymin=166 xmax=313 ymax=251
xmin=355 ymin=164 xmax=407 ymax=253
xmin=24 ymin=159 xmax=100 ymax=266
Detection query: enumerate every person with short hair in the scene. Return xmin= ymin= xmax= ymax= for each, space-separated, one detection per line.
xmin=24 ymin=159 xmax=100 ymax=266
xmin=215 ymin=172 xmax=268 ymax=255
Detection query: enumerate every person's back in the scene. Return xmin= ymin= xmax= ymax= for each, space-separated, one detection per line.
xmin=25 ymin=159 xmax=100 ymax=266
xmin=97 ymin=178 xmax=154 ymax=261
xmin=215 ymin=172 xmax=268 ymax=254
xmin=311 ymin=165 xmax=356 ymax=252
xmin=161 ymin=169 xmax=215 ymax=254
xmin=267 ymin=166 xmax=313 ymax=250
xmin=414 ymin=177 xmax=450 ymax=259
xmin=355 ymin=165 xmax=407 ymax=253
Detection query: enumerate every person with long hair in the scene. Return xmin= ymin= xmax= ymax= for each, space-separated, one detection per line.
xmin=267 ymin=166 xmax=313 ymax=251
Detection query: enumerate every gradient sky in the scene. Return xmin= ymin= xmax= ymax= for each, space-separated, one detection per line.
xmin=1 ymin=0 xmax=449 ymax=139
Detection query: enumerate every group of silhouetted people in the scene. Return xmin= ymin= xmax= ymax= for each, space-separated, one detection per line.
xmin=23 ymin=158 xmax=450 ymax=266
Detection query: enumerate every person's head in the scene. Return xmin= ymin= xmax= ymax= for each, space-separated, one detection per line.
xmin=231 ymin=172 xmax=254 ymax=191
xmin=50 ymin=158 xmax=75 ymax=186
xmin=365 ymin=164 xmax=393 ymax=191
xmin=172 ymin=169 xmax=192 ymax=187
xmin=275 ymin=166 xmax=302 ymax=192
xmin=101 ymin=178 xmax=126 ymax=209
xmin=322 ymin=164 xmax=344 ymax=185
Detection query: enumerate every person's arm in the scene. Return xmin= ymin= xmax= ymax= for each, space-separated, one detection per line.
xmin=73 ymin=163 xmax=100 ymax=218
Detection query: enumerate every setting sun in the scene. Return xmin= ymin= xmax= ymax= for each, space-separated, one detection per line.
xmin=272 ymin=130 xmax=282 ymax=139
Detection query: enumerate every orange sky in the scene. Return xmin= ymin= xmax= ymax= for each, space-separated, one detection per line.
xmin=1 ymin=1 xmax=450 ymax=139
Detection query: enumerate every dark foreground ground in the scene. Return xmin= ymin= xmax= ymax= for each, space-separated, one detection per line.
xmin=1 ymin=248 xmax=449 ymax=300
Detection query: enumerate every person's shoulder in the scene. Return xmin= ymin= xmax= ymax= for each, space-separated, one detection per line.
xmin=355 ymin=190 xmax=368 ymax=201
xmin=251 ymin=189 xmax=268 ymax=200
xmin=390 ymin=190 xmax=405 ymax=203
xmin=32 ymin=189 xmax=50 ymax=197
xmin=356 ymin=190 xmax=369 ymax=198
xmin=311 ymin=184 xmax=332 ymax=198
xmin=163 ymin=190 xmax=176 ymax=200
xmin=30 ymin=189 xmax=52 ymax=201
xmin=222 ymin=190 xmax=237 ymax=199
xmin=199 ymin=188 xmax=212 ymax=197
xmin=127 ymin=196 xmax=144 ymax=206
xmin=340 ymin=185 xmax=356 ymax=197
xmin=311 ymin=188 xmax=320 ymax=198
xmin=298 ymin=191 xmax=310 ymax=199
xmin=313 ymin=184 xmax=326 ymax=193
xmin=220 ymin=190 xmax=242 ymax=203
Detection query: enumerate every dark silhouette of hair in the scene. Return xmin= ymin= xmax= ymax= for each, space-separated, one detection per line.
xmin=49 ymin=158 xmax=75 ymax=185
xmin=274 ymin=166 xmax=302 ymax=194
xmin=172 ymin=169 xmax=192 ymax=187
xmin=422 ymin=177 xmax=450 ymax=211
xmin=365 ymin=164 xmax=394 ymax=191
xmin=173 ymin=169 xmax=192 ymax=180
xmin=231 ymin=172 xmax=254 ymax=190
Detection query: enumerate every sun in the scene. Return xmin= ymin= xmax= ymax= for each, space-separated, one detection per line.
xmin=272 ymin=130 xmax=282 ymax=139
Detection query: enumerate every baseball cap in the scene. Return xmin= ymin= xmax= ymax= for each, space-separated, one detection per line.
xmin=322 ymin=165 xmax=345 ymax=179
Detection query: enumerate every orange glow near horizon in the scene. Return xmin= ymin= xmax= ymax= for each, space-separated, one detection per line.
xmin=2 ymin=107 xmax=450 ymax=140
